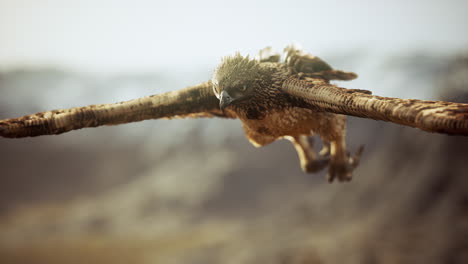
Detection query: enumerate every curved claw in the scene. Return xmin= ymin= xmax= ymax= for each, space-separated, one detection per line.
xmin=319 ymin=142 xmax=330 ymax=157
xmin=327 ymin=145 xmax=365 ymax=183
xmin=350 ymin=145 xmax=364 ymax=169
xmin=302 ymin=142 xmax=331 ymax=172
xmin=302 ymin=157 xmax=329 ymax=173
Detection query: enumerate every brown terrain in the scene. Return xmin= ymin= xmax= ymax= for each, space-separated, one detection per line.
xmin=0 ymin=54 xmax=467 ymax=264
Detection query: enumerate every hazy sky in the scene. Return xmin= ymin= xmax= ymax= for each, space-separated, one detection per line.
xmin=1 ymin=0 xmax=467 ymax=73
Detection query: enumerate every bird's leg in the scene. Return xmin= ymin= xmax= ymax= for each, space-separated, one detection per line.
xmin=319 ymin=141 xmax=330 ymax=157
xmin=288 ymin=135 xmax=329 ymax=173
xmin=327 ymin=136 xmax=364 ymax=182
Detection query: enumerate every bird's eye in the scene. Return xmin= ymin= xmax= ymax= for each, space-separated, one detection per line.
xmin=239 ymin=85 xmax=247 ymax=92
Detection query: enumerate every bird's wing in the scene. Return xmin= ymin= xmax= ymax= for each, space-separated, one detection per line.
xmin=0 ymin=81 xmax=235 ymax=138
xmin=281 ymin=77 xmax=468 ymax=136
xmin=283 ymin=45 xmax=357 ymax=81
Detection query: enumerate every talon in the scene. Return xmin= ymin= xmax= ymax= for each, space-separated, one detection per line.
xmin=350 ymin=145 xmax=364 ymax=169
xmin=319 ymin=142 xmax=330 ymax=157
xmin=303 ymin=158 xmax=329 ymax=173
xmin=343 ymin=171 xmax=353 ymax=182
xmin=327 ymin=146 xmax=365 ymax=182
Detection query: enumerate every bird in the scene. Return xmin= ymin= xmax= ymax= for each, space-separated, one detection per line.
xmin=1 ymin=45 xmax=467 ymax=182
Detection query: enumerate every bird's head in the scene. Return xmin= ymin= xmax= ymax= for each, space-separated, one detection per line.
xmin=212 ymin=54 xmax=263 ymax=110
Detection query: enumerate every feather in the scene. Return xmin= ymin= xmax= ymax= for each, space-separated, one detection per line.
xmin=281 ymin=78 xmax=468 ymax=136
xmin=0 ymin=81 xmax=234 ymax=138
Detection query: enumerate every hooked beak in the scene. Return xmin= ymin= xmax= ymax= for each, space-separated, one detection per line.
xmin=219 ymin=90 xmax=234 ymax=110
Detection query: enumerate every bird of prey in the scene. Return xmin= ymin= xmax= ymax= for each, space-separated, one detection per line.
xmin=1 ymin=46 xmax=467 ymax=182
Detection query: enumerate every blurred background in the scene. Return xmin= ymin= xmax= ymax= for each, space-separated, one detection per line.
xmin=1 ymin=0 xmax=468 ymax=263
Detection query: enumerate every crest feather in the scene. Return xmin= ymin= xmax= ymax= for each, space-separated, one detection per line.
xmin=213 ymin=53 xmax=261 ymax=84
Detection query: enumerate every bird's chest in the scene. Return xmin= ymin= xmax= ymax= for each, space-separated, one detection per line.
xmin=239 ymin=106 xmax=320 ymax=138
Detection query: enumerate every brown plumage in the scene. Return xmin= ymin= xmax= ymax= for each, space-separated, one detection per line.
xmin=0 ymin=82 xmax=234 ymax=138
xmin=1 ymin=45 xmax=467 ymax=182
